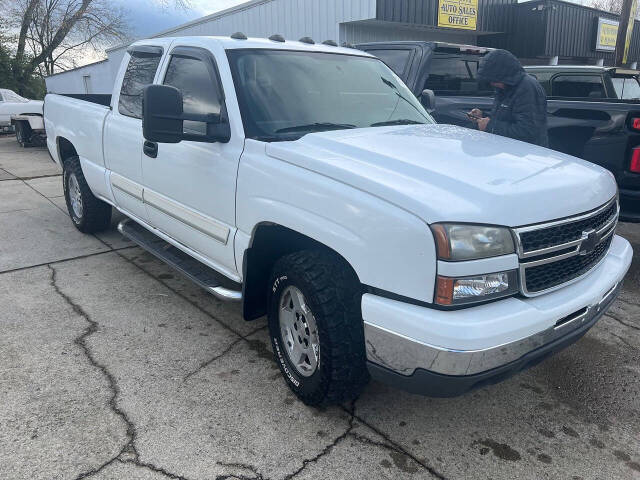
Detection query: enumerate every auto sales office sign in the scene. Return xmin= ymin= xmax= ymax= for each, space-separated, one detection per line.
xmin=438 ymin=0 xmax=478 ymax=30
xmin=595 ymin=17 xmax=618 ymax=51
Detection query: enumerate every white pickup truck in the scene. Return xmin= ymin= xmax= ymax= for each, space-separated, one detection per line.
xmin=44 ymin=35 xmax=633 ymax=405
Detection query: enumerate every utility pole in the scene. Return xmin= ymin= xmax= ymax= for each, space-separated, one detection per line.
xmin=616 ymin=0 xmax=638 ymax=66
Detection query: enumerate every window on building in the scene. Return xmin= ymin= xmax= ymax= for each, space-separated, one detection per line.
xmin=118 ymin=53 xmax=162 ymax=118
xmin=365 ymin=49 xmax=413 ymax=78
xmin=551 ymin=75 xmax=605 ymax=98
xmin=424 ymin=54 xmax=492 ymax=96
xmin=610 ymin=76 xmax=640 ymax=99
xmin=163 ymin=55 xmax=222 ymax=135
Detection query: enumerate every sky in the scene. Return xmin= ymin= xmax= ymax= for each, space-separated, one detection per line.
xmin=117 ymin=0 xmax=248 ymax=39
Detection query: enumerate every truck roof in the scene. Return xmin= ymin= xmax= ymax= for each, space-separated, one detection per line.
xmin=355 ymin=40 xmax=493 ymax=54
xmin=524 ymin=65 xmax=639 ymax=76
xmin=128 ymin=35 xmax=372 ymax=57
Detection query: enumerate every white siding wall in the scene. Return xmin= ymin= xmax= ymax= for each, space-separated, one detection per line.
xmin=45 ymin=58 xmax=119 ymax=94
xmin=148 ymin=0 xmax=376 ymax=44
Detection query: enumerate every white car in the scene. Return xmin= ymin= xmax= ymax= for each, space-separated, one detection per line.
xmin=0 ymin=89 xmax=45 ymax=146
xmin=43 ymin=36 xmax=633 ymax=405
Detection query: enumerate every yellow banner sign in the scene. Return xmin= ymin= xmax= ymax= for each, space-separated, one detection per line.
xmin=438 ymin=0 xmax=478 ymax=30
xmin=623 ymin=0 xmax=638 ymax=63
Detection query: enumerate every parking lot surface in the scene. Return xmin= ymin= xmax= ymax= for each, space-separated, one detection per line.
xmin=1 ymin=135 xmax=639 ymax=480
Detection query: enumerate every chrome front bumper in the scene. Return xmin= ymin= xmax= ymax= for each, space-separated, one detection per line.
xmin=365 ymin=281 xmax=620 ymax=377
xmin=363 ymin=234 xmax=632 ymax=394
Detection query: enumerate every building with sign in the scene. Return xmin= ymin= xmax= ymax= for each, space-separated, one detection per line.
xmin=46 ymin=0 xmax=640 ymax=94
xmin=491 ymin=0 xmax=640 ymax=66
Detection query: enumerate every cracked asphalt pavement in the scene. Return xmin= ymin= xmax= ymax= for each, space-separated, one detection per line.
xmin=1 ymin=135 xmax=639 ymax=480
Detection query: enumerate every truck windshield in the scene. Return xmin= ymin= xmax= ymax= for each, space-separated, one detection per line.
xmin=227 ymin=49 xmax=433 ymax=141
xmin=610 ymin=76 xmax=640 ymax=100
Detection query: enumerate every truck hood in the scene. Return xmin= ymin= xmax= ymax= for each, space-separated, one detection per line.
xmin=265 ymin=124 xmax=617 ymax=226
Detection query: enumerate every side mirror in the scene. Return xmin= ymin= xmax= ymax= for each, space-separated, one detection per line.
xmin=142 ymin=84 xmax=231 ymax=144
xmin=420 ymin=89 xmax=436 ymax=113
xmin=143 ymin=84 xmax=183 ymax=143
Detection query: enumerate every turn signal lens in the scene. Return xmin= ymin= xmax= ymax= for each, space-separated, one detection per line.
xmin=631 ymin=148 xmax=640 ymax=173
xmin=435 ymin=271 xmax=518 ymax=306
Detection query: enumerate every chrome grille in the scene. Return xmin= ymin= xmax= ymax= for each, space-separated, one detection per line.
xmin=514 ymin=197 xmax=619 ymax=296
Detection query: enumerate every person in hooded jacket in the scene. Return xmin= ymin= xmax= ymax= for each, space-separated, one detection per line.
xmin=469 ymin=49 xmax=549 ymax=147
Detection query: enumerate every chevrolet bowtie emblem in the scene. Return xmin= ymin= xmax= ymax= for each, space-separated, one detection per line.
xmin=579 ymin=229 xmax=600 ymax=256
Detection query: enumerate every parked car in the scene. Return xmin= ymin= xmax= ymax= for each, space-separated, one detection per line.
xmin=44 ymin=35 xmax=632 ymax=406
xmin=0 ymin=89 xmax=45 ymax=147
xmin=356 ymin=42 xmax=640 ymax=222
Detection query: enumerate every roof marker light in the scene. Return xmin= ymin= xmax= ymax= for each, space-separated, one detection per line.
xmin=269 ymin=34 xmax=285 ymax=42
xmin=322 ymin=40 xmax=338 ymax=46
xmin=230 ymin=32 xmax=247 ymax=40
xmin=299 ymin=37 xmax=315 ymax=44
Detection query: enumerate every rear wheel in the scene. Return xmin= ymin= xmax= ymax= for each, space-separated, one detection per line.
xmin=63 ymin=156 xmax=112 ymax=233
xmin=268 ymin=250 xmax=369 ymax=406
xmin=15 ymin=121 xmax=31 ymax=147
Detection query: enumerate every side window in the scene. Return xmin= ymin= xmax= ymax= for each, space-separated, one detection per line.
xmin=163 ymin=54 xmax=222 ymax=135
xmin=424 ymin=55 xmax=492 ymax=96
xmin=611 ymin=76 xmax=640 ymax=99
xmin=118 ymin=53 xmax=161 ymax=118
xmin=551 ymin=75 xmax=605 ymax=98
xmin=0 ymin=92 xmax=3 ymax=102
xmin=366 ymin=49 xmax=412 ymax=78
xmin=526 ymin=71 xmax=552 ymax=95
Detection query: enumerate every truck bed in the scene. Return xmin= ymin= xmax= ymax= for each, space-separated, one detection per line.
xmin=43 ymin=93 xmax=111 ymax=167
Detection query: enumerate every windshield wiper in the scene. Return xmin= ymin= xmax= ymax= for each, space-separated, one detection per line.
xmin=275 ymin=122 xmax=357 ymax=134
xmin=370 ymin=119 xmax=425 ymax=127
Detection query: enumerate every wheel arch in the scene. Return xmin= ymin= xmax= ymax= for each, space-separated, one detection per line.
xmin=57 ymin=136 xmax=78 ymax=166
xmin=241 ymin=222 xmax=360 ymax=321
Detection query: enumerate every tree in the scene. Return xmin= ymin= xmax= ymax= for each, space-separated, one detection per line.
xmin=1 ymin=0 xmax=190 ymax=96
xmin=2 ymin=0 xmax=129 ymax=93
xmin=588 ymin=0 xmax=640 ymax=18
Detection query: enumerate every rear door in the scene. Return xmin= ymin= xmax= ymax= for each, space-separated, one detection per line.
xmin=141 ymin=42 xmax=243 ymax=278
xmin=104 ymin=44 xmax=165 ymax=221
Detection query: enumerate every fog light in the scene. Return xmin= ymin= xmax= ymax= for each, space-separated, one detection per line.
xmin=436 ymin=271 xmax=518 ymax=306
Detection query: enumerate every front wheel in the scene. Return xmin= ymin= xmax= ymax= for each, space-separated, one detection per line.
xmin=268 ymin=250 xmax=369 ymax=406
xmin=63 ymin=156 xmax=112 ymax=233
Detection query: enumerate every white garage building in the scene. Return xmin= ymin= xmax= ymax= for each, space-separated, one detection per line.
xmin=45 ymin=0 xmax=511 ymax=94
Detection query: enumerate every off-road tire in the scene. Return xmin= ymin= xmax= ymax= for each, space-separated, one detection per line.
xmin=63 ymin=156 xmax=112 ymax=233
xmin=268 ymin=249 xmax=369 ymax=406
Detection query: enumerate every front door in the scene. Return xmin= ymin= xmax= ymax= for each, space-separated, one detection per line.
xmin=141 ymin=44 xmax=243 ymax=279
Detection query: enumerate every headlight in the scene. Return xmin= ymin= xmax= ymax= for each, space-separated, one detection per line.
xmin=431 ymin=224 xmax=515 ymax=261
xmin=435 ymin=271 xmax=519 ymax=306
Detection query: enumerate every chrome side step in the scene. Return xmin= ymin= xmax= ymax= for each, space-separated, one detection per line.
xmin=117 ymin=219 xmax=242 ymax=302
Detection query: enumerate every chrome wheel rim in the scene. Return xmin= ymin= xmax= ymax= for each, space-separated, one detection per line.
xmin=278 ymin=286 xmax=320 ymax=377
xmin=68 ymin=173 xmax=83 ymax=219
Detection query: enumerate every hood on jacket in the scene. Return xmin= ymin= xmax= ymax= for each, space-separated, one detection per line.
xmin=477 ymin=49 xmax=525 ymax=86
